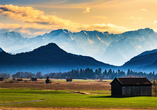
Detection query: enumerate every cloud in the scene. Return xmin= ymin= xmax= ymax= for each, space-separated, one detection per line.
xmin=129 ymin=16 xmax=146 ymax=20
xmin=94 ymin=16 xmax=107 ymax=19
xmin=87 ymin=23 xmax=132 ymax=33
xmin=0 ymin=23 xmax=52 ymax=37
xmin=0 ymin=4 xmax=78 ymax=26
xmin=141 ymin=9 xmax=147 ymax=12
xmin=0 ymin=4 xmax=132 ymax=37
xmin=32 ymin=0 xmax=111 ymax=9
xmin=0 ymin=22 xmax=131 ymax=38
xmin=153 ymin=29 xmax=157 ymax=33
xmin=153 ymin=21 xmax=157 ymax=24
xmin=83 ymin=7 xmax=90 ymax=13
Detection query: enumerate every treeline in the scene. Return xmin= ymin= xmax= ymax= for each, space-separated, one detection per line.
xmin=10 ymin=68 xmax=124 ymax=79
xmin=1 ymin=68 xmax=157 ymax=80
xmin=0 ymin=73 xmax=10 ymax=79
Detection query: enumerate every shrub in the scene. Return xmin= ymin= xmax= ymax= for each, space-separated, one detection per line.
xmin=153 ymin=81 xmax=156 ymax=86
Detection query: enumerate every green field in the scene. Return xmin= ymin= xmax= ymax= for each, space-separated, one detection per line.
xmin=0 ymin=88 xmax=157 ymax=109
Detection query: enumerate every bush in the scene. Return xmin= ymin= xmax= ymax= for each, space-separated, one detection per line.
xmin=154 ymin=85 xmax=157 ymax=93
xmin=153 ymin=81 xmax=157 ymax=94
xmin=46 ymin=76 xmax=51 ymax=84
xmin=153 ymin=81 xmax=156 ymax=86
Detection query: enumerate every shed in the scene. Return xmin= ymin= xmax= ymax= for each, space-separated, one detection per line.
xmin=110 ymin=77 xmax=152 ymax=97
xmin=0 ymin=77 xmax=3 ymax=81
xmin=66 ymin=78 xmax=72 ymax=82
xmin=17 ymin=78 xmax=23 ymax=81
xmin=31 ymin=78 xmax=37 ymax=81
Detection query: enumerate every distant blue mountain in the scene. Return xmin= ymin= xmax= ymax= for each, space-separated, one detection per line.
xmin=137 ymin=49 xmax=157 ymax=56
xmin=103 ymin=28 xmax=157 ymax=65
xmin=122 ymin=48 xmax=157 ymax=72
xmin=144 ymin=59 xmax=157 ymax=71
xmin=0 ymin=28 xmax=157 ymax=65
xmin=0 ymin=43 xmax=114 ymax=73
xmin=0 ymin=47 xmax=4 ymax=52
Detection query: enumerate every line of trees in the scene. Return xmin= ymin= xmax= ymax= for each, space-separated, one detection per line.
xmin=0 ymin=68 xmax=157 ymax=80
xmin=37 ymin=68 xmax=157 ymax=80
xmin=0 ymin=73 xmax=10 ymax=79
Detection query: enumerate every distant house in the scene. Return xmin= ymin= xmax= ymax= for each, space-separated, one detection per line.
xmin=66 ymin=78 xmax=72 ymax=82
xmin=17 ymin=78 xmax=23 ymax=81
xmin=0 ymin=77 xmax=3 ymax=81
xmin=110 ymin=77 xmax=152 ymax=97
xmin=31 ymin=78 xmax=37 ymax=81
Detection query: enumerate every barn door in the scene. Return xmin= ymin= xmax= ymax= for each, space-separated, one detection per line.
xmin=122 ymin=86 xmax=126 ymax=96
xmin=127 ymin=86 xmax=131 ymax=96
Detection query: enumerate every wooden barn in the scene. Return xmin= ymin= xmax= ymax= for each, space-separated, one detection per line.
xmin=66 ymin=78 xmax=72 ymax=82
xmin=110 ymin=77 xmax=152 ymax=97
xmin=31 ymin=78 xmax=37 ymax=81
xmin=0 ymin=77 xmax=3 ymax=81
xmin=17 ymin=78 xmax=23 ymax=81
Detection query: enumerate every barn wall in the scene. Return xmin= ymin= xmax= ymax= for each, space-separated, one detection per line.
xmin=140 ymin=86 xmax=152 ymax=96
xmin=31 ymin=78 xmax=37 ymax=81
xmin=132 ymin=86 xmax=140 ymax=96
xmin=111 ymin=80 xmax=122 ymax=96
xmin=122 ymin=86 xmax=152 ymax=96
xmin=0 ymin=78 xmax=3 ymax=81
xmin=122 ymin=86 xmax=131 ymax=96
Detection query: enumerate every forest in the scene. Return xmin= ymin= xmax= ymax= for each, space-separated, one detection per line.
xmin=0 ymin=68 xmax=157 ymax=80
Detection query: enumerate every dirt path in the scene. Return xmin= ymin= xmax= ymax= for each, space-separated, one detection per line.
xmin=0 ymin=100 xmax=45 ymax=105
xmin=0 ymin=108 xmax=155 ymax=110
xmin=69 ymin=91 xmax=95 ymax=95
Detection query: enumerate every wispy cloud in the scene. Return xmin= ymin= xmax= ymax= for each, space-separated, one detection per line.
xmin=31 ymin=0 xmax=111 ymax=9
xmin=153 ymin=21 xmax=157 ymax=24
xmin=94 ymin=16 xmax=108 ymax=19
xmin=129 ymin=16 xmax=146 ymax=20
xmin=0 ymin=4 xmax=78 ymax=26
xmin=133 ymin=22 xmax=137 ymax=24
xmin=88 ymin=23 xmax=132 ymax=33
xmin=83 ymin=7 xmax=90 ymax=13
xmin=141 ymin=9 xmax=147 ymax=12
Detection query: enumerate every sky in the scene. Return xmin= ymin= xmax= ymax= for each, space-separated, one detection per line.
xmin=0 ymin=0 xmax=157 ymax=38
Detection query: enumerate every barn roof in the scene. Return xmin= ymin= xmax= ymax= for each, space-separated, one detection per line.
xmin=31 ymin=78 xmax=37 ymax=79
xmin=111 ymin=77 xmax=152 ymax=86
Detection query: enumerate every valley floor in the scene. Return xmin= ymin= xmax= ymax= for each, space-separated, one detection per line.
xmin=0 ymin=79 xmax=157 ymax=110
xmin=0 ymin=79 xmax=111 ymax=90
xmin=0 ymin=108 xmax=156 ymax=110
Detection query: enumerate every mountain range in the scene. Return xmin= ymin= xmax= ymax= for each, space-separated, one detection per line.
xmin=0 ymin=41 xmax=157 ymax=73
xmin=0 ymin=28 xmax=157 ymax=66
xmin=0 ymin=43 xmax=114 ymax=73
xmin=0 ymin=48 xmax=4 ymax=52
xmin=122 ymin=48 xmax=157 ymax=72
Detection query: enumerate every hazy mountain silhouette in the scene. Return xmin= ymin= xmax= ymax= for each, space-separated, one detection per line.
xmin=144 ymin=59 xmax=157 ymax=71
xmin=137 ymin=49 xmax=157 ymax=56
xmin=0 ymin=43 xmax=114 ymax=73
xmin=103 ymin=28 xmax=157 ymax=65
xmin=0 ymin=47 xmax=4 ymax=52
xmin=122 ymin=48 xmax=157 ymax=72
xmin=0 ymin=28 xmax=157 ymax=65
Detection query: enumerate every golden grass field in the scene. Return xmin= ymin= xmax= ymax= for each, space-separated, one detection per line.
xmin=0 ymin=79 xmax=111 ymax=91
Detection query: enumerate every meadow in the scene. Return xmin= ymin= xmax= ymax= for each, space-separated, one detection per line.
xmin=0 ymin=79 xmax=157 ymax=110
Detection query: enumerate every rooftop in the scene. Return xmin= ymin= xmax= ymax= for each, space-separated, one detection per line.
xmin=111 ymin=77 xmax=152 ymax=86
